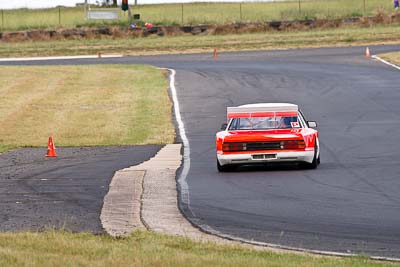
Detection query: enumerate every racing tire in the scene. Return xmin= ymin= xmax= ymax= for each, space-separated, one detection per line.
xmin=302 ymin=139 xmax=319 ymax=169
xmin=217 ymin=160 xmax=234 ymax=172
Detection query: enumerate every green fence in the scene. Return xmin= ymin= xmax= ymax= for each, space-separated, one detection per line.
xmin=0 ymin=0 xmax=396 ymax=31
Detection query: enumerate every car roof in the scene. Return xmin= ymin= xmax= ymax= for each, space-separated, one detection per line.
xmin=238 ymin=103 xmax=297 ymax=109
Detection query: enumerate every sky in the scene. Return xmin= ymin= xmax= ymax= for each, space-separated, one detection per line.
xmin=0 ymin=0 xmax=272 ymax=10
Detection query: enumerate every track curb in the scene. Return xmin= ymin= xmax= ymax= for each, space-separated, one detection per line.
xmin=100 ymin=169 xmax=145 ymax=237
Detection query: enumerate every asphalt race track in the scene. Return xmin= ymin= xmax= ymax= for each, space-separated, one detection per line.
xmin=1 ymin=45 xmax=400 ymax=257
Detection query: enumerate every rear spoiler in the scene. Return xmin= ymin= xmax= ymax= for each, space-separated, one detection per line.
xmin=227 ymin=105 xmax=298 ymax=119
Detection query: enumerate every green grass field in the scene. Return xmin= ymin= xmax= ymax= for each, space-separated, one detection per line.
xmin=0 ymin=0 xmax=395 ymax=31
xmin=0 ymin=230 xmax=399 ymax=267
xmin=0 ymin=65 xmax=174 ymax=153
xmin=1 ymin=24 xmax=399 ymax=58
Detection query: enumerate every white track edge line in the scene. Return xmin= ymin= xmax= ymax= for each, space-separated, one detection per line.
xmin=162 ymin=67 xmax=400 ymax=262
xmin=160 ymin=68 xmax=193 ymax=215
xmin=372 ymin=55 xmax=400 ymax=71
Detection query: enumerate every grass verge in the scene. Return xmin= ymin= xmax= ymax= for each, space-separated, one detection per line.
xmin=378 ymin=51 xmax=400 ymax=65
xmin=1 ymin=24 xmax=400 ymax=58
xmin=0 ymin=65 xmax=174 ymax=153
xmin=0 ymin=0 xmax=395 ymax=31
xmin=0 ymin=230 xmax=398 ymax=267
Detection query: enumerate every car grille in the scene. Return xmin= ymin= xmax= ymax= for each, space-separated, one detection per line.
xmin=246 ymin=142 xmax=281 ymax=151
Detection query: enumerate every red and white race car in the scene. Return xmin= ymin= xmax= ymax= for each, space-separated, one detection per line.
xmin=215 ymin=103 xmax=320 ymax=172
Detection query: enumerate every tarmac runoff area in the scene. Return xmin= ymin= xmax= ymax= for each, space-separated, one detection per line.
xmin=0 ymin=145 xmax=161 ymax=233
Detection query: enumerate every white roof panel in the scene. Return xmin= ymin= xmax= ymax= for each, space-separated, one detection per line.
xmin=228 ymin=103 xmax=298 ymax=114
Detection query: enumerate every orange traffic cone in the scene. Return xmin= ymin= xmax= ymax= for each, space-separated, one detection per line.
xmin=45 ymin=136 xmax=57 ymax=158
xmin=365 ymin=47 xmax=371 ymax=58
xmin=213 ymin=48 xmax=218 ymax=59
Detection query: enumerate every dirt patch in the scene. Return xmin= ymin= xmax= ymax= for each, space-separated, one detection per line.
xmin=0 ymin=13 xmax=399 ymax=42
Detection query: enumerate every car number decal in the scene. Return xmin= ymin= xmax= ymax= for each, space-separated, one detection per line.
xmin=291 ymin=121 xmax=300 ymax=128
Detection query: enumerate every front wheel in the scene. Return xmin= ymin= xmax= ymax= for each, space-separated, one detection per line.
xmin=217 ymin=159 xmax=234 ymax=172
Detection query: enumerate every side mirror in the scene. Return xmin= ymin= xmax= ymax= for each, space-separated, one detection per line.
xmin=307 ymin=121 xmax=317 ymax=128
xmin=220 ymin=123 xmax=228 ymax=131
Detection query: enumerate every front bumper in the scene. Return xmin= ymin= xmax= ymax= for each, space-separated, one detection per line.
xmin=217 ymin=151 xmax=314 ymax=166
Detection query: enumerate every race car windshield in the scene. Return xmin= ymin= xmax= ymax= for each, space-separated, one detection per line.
xmin=228 ymin=116 xmax=298 ymax=130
